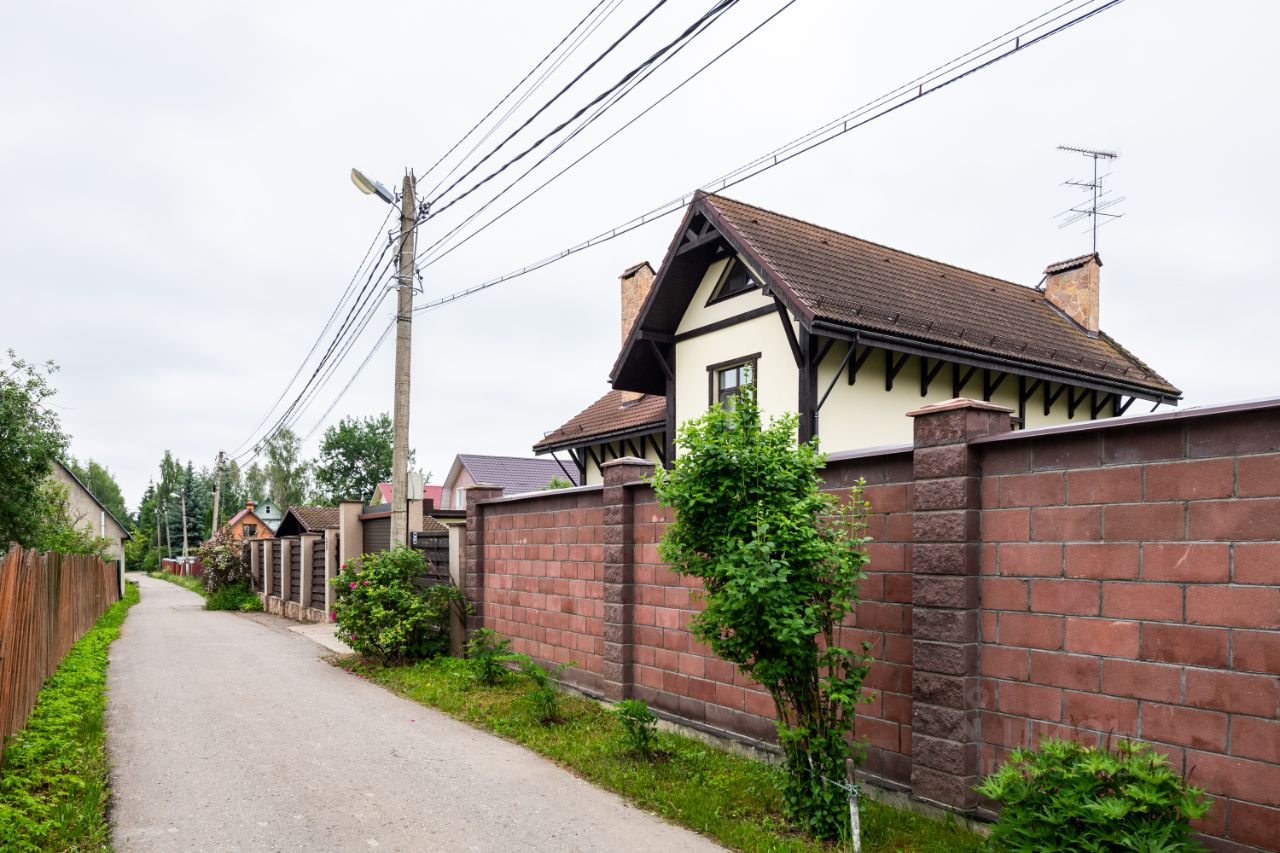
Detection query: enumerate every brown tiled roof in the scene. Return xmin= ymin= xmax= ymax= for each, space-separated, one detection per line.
xmin=281 ymin=506 xmax=340 ymax=534
xmin=534 ymin=390 xmax=667 ymax=453
xmin=701 ymin=194 xmax=1178 ymax=396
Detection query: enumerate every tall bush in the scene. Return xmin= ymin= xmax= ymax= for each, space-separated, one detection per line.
xmin=194 ymin=528 xmax=248 ymax=593
xmin=332 ymin=548 xmax=464 ymax=663
xmin=650 ymin=388 xmax=873 ymax=840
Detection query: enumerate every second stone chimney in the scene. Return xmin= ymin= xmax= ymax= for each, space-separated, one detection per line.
xmin=619 ymin=261 xmax=655 ymax=403
xmin=1043 ymin=253 xmax=1101 ymax=336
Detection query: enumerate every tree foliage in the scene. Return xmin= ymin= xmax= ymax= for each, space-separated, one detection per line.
xmin=650 ymin=388 xmax=873 ymax=840
xmin=30 ymin=481 xmax=114 ymax=560
xmin=264 ymin=427 xmax=310 ymax=509
xmin=65 ymin=457 xmax=130 ymax=527
xmin=0 ymin=351 xmax=69 ymax=547
xmin=313 ymin=413 xmax=397 ymax=505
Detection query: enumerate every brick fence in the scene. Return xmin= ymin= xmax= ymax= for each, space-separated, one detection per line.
xmin=465 ymin=397 xmax=1280 ymax=852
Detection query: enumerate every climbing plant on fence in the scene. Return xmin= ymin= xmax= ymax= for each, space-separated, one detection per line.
xmin=650 ymin=387 xmax=874 ymax=841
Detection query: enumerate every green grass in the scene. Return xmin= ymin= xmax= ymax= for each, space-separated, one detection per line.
xmin=0 ymin=581 xmax=140 ymax=852
xmin=342 ymin=656 xmax=984 ymax=853
xmin=146 ymin=570 xmax=204 ymax=596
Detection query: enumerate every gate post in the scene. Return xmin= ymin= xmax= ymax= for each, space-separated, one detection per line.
xmin=600 ymin=457 xmax=655 ymax=702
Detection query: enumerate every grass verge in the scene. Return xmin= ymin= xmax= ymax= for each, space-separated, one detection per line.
xmin=144 ymin=573 xmax=261 ymax=611
xmin=342 ymin=656 xmax=984 ymax=853
xmin=0 ymin=580 xmax=140 ymax=852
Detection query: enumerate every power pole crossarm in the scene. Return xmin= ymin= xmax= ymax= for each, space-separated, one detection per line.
xmin=390 ymin=173 xmax=417 ymax=548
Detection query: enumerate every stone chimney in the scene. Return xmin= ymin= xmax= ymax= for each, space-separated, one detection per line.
xmin=246 ymin=500 xmax=256 ymax=512
xmin=1043 ymin=253 xmax=1101 ymax=336
xmin=619 ymin=262 xmax=655 ymax=403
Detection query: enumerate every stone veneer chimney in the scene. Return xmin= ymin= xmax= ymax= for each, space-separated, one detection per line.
xmin=619 ymin=262 xmax=655 ymax=403
xmin=1043 ymin=253 xmax=1101 ymax=336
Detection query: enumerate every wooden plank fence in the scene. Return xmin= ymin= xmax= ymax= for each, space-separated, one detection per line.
xmin=0 ymin=546 xmax=120 ymax=748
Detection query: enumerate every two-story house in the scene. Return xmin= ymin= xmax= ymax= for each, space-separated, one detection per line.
xmin=537 ymin=192 xmax=1179 ymax=483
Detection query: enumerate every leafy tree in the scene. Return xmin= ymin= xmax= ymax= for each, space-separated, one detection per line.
xmin=66 ymin=457 xmax=130 ymax=527
xmin=264 ymin=428 xmax=310 ymax=509
xmin=243 ymin=462 xmax=268 ymax=503
xmin=0 ymin=350 xmax=69 ymax=547
xmin=546 ymin=476 xmax=574 ymax=490
xmin=650 ymin=388 xmax=873 ymax=841
xmin=30 ymin=481 xmax=113 ymax=560
xmin=313 ymin=414 xmax=397 ymax=505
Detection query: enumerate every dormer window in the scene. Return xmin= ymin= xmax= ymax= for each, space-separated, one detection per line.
xmin=707 ymin=257 xmax=759 ymax=304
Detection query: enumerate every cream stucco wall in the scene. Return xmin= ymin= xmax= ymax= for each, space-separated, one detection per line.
xmin=670 ymin=256 xmax=1111 ymax=456
xmin=580 ymin=437 xmax=665 ymax=486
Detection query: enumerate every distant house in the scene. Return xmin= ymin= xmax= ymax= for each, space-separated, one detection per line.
xmin=439 ymin=454 xmax=579 ymax=510
xmin=254 ymin=498 xmax=283 ymax=534
xmin=274 ymin=506 xmax=340 ymax=538
xmin=49 ymin=460 xmax=131 ymax=564
xmin=538 ymin=193 xmax=1179 ymax=483
xmin=368 ymin=482 xmax=444 ymax=509
xmin=221 ymin=500 xmax=274 ymax=542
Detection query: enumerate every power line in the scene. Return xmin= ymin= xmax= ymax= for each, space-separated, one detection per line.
xmin=412 ymin=0 xmax=1127 ymax=318
xmin=415 ymin=0 xmax=797 ymax=272
xmin=230 ymin=205 xmax=395 ymax=455
xmin=424 ymin=0 xmax=674 ymax=208
xmin=418 ymin=0 xmax=613 ymax=191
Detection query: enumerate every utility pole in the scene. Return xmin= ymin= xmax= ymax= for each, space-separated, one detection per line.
xmin=212 ymin=450 xmax=226 ymax=532
xmin=180 ymin=491 xmax=189 ymax=560
xmin=154 ymin=501 xmax=162 ymax=567
xmin=390 ymin=172 xmax=417 ymax=548
xmin=162 ymin=500 xmax=172 ymax=559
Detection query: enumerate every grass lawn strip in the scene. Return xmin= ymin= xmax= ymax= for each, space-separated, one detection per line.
xmin=343 ymin=656 xmax=983 ymax=853
xmin=0 ymin=580 xmax=140 ymax=852
xmin=145 ymin=570 xmax=204 ymax=596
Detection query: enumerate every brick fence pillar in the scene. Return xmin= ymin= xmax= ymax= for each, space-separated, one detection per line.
xmin=601 ymin=457 xmax=655 ymax=702
xmin=907 ymin=398 xmax=1012 ymax=810
xmin=463 ymin=483 xmax=504 ymax=634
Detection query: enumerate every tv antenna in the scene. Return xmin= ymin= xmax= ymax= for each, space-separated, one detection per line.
xmin=1056 ymin=145 xmax=1123 ymax=253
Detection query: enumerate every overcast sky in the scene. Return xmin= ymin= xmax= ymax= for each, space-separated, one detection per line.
xmin=3 ymin=0 xmax=1277 ymax=511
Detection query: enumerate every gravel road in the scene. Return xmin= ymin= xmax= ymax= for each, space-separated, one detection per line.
xmin=107 ymin=575 xmax=721 ymax=852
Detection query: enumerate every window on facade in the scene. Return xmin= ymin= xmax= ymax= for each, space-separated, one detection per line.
xmin=715 ymin=362 xmax=754 ymax=408
xmin=243 ymin=524 xmax=257 ymax=537
xmin=454 ymin=488 xmax=466 ymax=509
xmin=709 ymin=258 xmax=758 ymax=302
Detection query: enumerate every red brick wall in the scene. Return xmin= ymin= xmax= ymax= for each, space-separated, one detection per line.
xmin=974 ymin=406 xmax=1280 ymax=851
xmin=470 ymin=399 xmax=1280 ymax=851
xmin=476 ymin=489 xmax=606 ymax=692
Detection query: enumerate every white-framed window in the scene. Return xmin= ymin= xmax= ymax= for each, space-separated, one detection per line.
xmin=454 ymin=488 xmax=466 ymax=510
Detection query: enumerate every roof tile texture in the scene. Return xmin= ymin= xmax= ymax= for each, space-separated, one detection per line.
xmin=534 ymin=390 xmax=666 ymax=452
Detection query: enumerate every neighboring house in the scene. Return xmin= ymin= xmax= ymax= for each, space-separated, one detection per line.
xmin=274 ymin=506 xmax=340 ymax=538
xmin=538 ymin=192 xmax=1180 ymax=483
xmin=440 ymin=454 xmax=580 ymax=510
xmin=368 ymin=482 xmax=444 ymax=509
xmin=48 ymin=460 xmax=131 ymax=564
xmin=221 ymin=500 xmax=275 ymax=542
xmin=254 ymin=498 xmax=283 ymax=534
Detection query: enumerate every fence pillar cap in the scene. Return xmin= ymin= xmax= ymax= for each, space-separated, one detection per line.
xmin=907 ymin=397 xmax=1013 ymax=418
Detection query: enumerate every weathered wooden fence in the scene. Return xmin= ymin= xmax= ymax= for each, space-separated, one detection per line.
xmin=0 ymin=546 xmax=120 ymax=746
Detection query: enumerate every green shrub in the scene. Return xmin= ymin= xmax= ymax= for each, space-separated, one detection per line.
xmin=0 ymin=581 xmax=139 ymax=852
xmin=650 ymin=387 xmax=873 ymax=840
xmin=331 ymin=548 xmax=466 ymax=663
xmin=976 ymin=738 xmax=1210 ymax=852
xmin=205 ymin=582 xmax=262 ymax=612
xmin=194 ymin=527 xmax=249 ymax=593
xmin=517 ymin=656 xmax=574 ymax=724
xmin=466 ymin=628 xmax=517 ymax=685
xmin=616 ymin=699 xmax=658 ymax=757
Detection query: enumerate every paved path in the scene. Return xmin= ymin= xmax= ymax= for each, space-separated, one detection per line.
xmin=107 ymin=575 xmax=721 ymax=852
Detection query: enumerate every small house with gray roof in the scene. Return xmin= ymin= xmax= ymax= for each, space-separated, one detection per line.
xmin=537 ymin=192 xmax=1179 ymax=483
xmin=440 ymin=454 xmax=580 ymax=510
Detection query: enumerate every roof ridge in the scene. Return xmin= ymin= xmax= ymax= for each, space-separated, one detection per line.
xmin=703 ymin=192 xmax=1040 ymax=297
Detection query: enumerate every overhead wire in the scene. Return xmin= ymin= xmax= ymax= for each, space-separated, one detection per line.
xmin=418 ymin=0 xmax=614 ymax=192
xmin=424 ymin=0 xmax=675 ymax=208
xmin=412 ymin=0 xmax=1127 ymax=318
xmin=414 ymin=0 xmax=798 ymax=272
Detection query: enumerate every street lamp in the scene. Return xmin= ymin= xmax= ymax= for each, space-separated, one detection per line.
xmin=352 ymin=166 xmax=418 ymax=548
xmin=350 ymin=168 xmax=396 ymax=205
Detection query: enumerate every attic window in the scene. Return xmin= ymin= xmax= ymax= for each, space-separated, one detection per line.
xmin=707 ymin=257 xmax=758 ymax=304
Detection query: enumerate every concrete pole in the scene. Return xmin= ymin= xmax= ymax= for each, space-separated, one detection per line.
xmin=212 ymin=450 xmax=225 ymax=532
xmin=180 ymin=491 xmax=189 ymax=561
xmin=155 ymin=503 xmax=163 ymax=567
xmin=390 ymin=172 xmax=417 ymax=549
xmin=162 ymin=501 xmax=172 ymax=559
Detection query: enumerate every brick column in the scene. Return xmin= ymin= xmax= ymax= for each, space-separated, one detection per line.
xmin=280 ymin=538 xmax=293 ymax=605
xmin=907 ymin=398 xmax=1012 ymax=810
xmin=463 ymin=483 xmax=504 ymax=634
xmin=262 ymin=539 xmax=273 ymax=598
xmin=299 ymin=534 xmax=320 ymax=613
xmin=323 ymin=528 xmax=338 ymax=619
xmin=601 ymin=457 xmax=655 ymax=702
